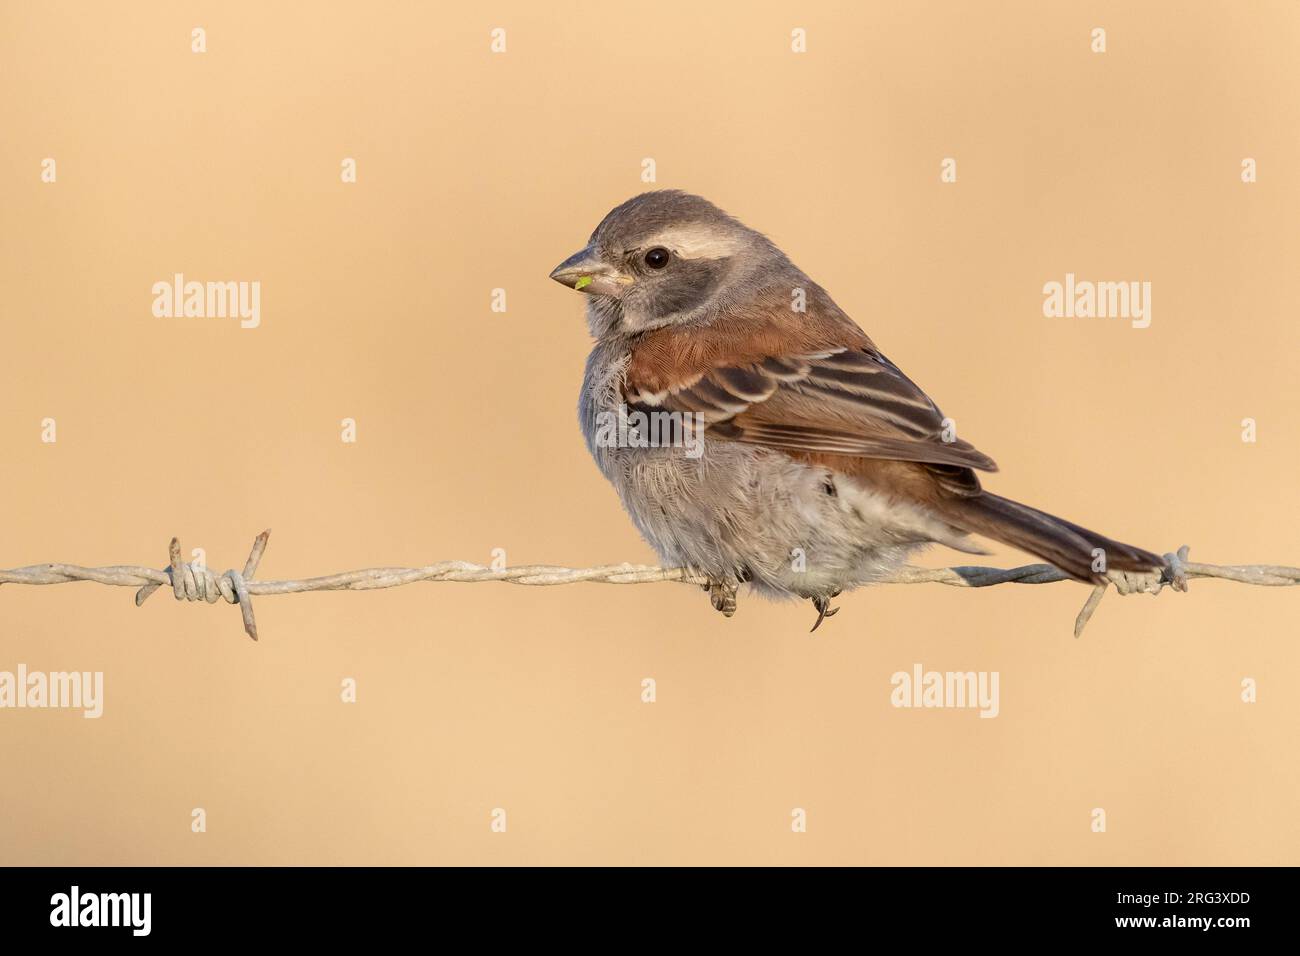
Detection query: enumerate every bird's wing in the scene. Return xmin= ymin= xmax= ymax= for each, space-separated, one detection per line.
xmin=622 ymin=293 xmax=998 ymax=488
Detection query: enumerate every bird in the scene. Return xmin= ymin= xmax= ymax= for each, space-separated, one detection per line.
xmin=550 ymin=190 xmax=1163 ymax=630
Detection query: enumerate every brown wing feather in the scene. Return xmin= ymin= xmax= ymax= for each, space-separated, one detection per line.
xmin=623 ymin=286 xmax=996 ymax=484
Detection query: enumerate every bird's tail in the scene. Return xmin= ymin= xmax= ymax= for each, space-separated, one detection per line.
xmin=940 ymin=492 xmax=1164 ymax=583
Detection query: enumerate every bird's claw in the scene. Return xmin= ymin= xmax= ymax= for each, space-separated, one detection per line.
xmin=706 ymin=580 xmax=738 ymax=617
xmin=810 ymin=593 xmax=841 ymax=632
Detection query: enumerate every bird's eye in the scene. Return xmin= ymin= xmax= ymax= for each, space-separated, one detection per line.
xmin=644 ymin=247 xmax=670 ymax=269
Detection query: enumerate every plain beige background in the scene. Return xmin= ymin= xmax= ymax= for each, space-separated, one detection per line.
xmin=1 ymin=1 xmax=1296 ymax=865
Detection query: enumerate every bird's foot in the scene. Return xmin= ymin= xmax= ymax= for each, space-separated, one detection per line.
xmin=809 ymin=590 xmax=841 ymax=632
xmin=702 ymin=580 xmax=738 ymax=617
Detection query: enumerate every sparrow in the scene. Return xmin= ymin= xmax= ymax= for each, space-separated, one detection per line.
xmin=550 ymin=190 xmax=1163 ymax=630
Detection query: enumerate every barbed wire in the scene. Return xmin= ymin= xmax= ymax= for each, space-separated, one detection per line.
xmin=1 ymin=531 xmax=1296 ymax=640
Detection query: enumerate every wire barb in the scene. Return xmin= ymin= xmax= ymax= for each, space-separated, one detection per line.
xmin=1 ymin=537 xmax=1296 ymax=640
xmin=128 ymin=530 xmax=271 ymax=641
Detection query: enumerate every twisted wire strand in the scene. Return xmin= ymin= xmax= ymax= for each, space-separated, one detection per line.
xmin=1 ymin=532 xmax=1296 ymax=641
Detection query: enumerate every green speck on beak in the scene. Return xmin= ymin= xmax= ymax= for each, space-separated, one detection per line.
xmin=574 ymin=275 xmax=593 ymax=290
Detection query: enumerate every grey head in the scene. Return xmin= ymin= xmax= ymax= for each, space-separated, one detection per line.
xmin=549 ymin=190 xmax=797 ymax=339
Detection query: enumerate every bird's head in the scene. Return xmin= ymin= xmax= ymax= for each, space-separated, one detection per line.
xmin=550 ymin=190 xmax=789 ymax=338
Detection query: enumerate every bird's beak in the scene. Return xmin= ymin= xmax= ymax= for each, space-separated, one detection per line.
xmin=549 ymin=247 xmax=631 ymax=297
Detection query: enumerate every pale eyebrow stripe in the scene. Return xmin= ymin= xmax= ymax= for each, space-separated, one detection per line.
xmin=617 ymin=228 xmax=740 ymax=260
